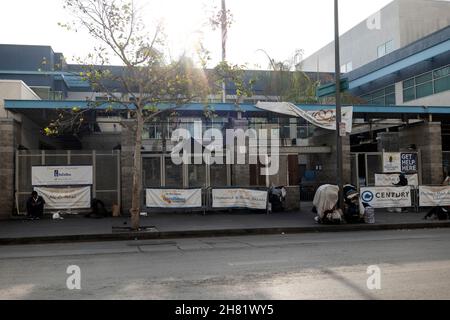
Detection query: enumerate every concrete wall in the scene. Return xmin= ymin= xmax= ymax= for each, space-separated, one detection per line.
xmin=307 ymin=130 xmax=351 ymax=184
xmin=301 ymin=0 xmax=401 ymax=72
xmin=398 ymin=0 xmax=450 ymax=47
xmin=399 ymin=121 xmax=443 ymax=185
xmin=301 ymin=0 xmax=450 ymax=73
xmin=0 ymin=80 xmax=40 ymax=118
xmin=0 ymin=119 xmax=18 ymax=219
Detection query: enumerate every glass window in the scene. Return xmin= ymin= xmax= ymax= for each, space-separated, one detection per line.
xmin=415 ymin=72 xmax=432 ymax=85
xmin=165 ymin=158 xmax=183 ymax=188
xmin=403 ymin=79 xmax=414 ymax=89
xmin=143 ymin=157 xmax=161 ymax=188
xmin=434 ymin=76 xmax=450 ymax=94
xmin=188 ymin=164 xmax=206 ymax=188
xmin=416 ymin=82 xmax=433 ymax=99
xmin=371 ymin=96 xmax=385 ymax=105
xmin=210 ymin=164 xmax=228 ymax=187
xmin=434 ymin=66 xmax=450 ymax=79
xmin=377 ymin=44 xmax=386 ymax=58
xmin=385 ymin=40 xmax=394 ymax=54
xmin=385 ymin=94 xmax=396 ymax=105
xmin=361 ymin=94 xmax=372 ymax=103
xmin=403 ymin=87 xmax=415 ymax=102
xmin=372 ymin=89 xmax=385 ymax=99
xmin=385 ymin=85 xmax=395 ymax=95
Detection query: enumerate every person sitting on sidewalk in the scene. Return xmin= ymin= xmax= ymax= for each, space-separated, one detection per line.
xmin=424 ymin=173 xmax=450 ymax=220
xmin=392 ymin=172 xmax=409 ymax=213
xmin=26 ymin=191 xmax=45 ymax=220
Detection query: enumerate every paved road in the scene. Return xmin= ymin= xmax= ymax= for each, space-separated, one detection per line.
xmin=0 ymin=229 xmax=449 ymax=300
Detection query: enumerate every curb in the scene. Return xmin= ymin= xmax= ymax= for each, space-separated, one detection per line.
xmin=1 ymin=221 xmax=450 ymax=246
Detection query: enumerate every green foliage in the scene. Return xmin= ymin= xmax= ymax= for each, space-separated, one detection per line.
xmin=213 ymin=61 xmax=256 ymax=106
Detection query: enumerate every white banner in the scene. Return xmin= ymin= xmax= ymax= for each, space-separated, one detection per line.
xmin=34 ymin=186 xmax=91 ymax=209
xmin=255 ymin=102 xmax=353 ymax=133
xmin=375 ymin=173 xmax=419 ymax=187
xmin=419 ymin=186 xmax=450 ymax=207
xmin=146 ymin=189 xmax=202 ymax=208
xmin=212 ymin=188 xmax=268 ymax=210
xmin=383 ymin=153 xmax=401 ymax=173
xmin=32 ymin=166 xmax=93 ymax=186
xmin=360 ymin=186 xmax=412 ymax=208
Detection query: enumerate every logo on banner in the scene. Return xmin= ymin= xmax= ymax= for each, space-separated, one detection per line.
xmin=161 ymin=192 xmax=187 ymax=205
xmin=361 ymin=191 xmax=374 ymax=203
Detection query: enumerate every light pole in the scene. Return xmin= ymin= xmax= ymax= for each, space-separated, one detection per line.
xmin=334 ymin=0 xmax=344 ymax=208
xmin=221 ymin=0 xmax=227 ymax=103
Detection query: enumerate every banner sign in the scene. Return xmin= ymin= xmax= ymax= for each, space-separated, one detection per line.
xmin=146 ymin=189 xmax=202 ymax=208
xmin=383 ymin=153 xmax=418 ymax=173
xmin=32 ymin=166 xmax=93 ymax=186
xmin=375 ymin=173 xmax=419 ymax=187
xmin=360 ymin=186 xmax=412 ymax=208
xmin=383 ymin=153 xmax=401 ymax=173
xmin=255 ymin=102 xmax=353 ymax=133
xmin=212 ymin=188 xmax=268 ymax=210
xmin=401 ymin=153 xmax=418 ymax=172
xmin=34 ymin=186 xmax=91 ymax=209
xmin=419 ymin=186 xmax=450 ymax=207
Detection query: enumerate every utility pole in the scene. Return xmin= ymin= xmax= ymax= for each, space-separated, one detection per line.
xmin=221 ymin=0 xmax=227 ymax=103
xmin=334 ymin=0 xmax=344 ymax=208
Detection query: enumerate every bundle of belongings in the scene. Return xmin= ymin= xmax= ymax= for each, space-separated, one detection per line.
xmin=313 ymin=184 xmax=366 ymax=224
xmin=343 ymin=184 xmax=365 ymax=224
xmin=313 ymin=185 xmax=343 ymax=224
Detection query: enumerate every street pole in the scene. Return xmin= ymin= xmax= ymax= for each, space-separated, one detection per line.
xmin=334 ymin=0 xmax=344 ymax=208
xmin=221 ymin=0 xmax=227 ymax=103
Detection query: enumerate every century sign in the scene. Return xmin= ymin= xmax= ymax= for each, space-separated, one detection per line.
xmin=360 ymin=186 xmax=412 ymax=208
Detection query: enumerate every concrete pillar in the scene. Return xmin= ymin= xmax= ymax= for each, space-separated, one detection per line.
xmin=120 ymin=120 xmax=137 ymax=215
xmin=399 ymin=122 xmax=442 ymax=185
xmin=377 ymin=132 xmax=400 ymax=152
xmin=308 ymin=130 xmax=351 ymax=185
xmin=0 ymin=119 xmax=17 ymax=219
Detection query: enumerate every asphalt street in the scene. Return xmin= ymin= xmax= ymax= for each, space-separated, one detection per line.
xmin=0 ymin=229 xmax=449 ymax=300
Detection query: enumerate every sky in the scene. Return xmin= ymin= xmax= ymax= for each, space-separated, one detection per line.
xmin=0 ymin=0 xmax=394 ymax=69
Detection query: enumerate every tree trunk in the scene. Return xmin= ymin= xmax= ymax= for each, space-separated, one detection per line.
xmin=130 ymin=112 xmax=144 ymax=231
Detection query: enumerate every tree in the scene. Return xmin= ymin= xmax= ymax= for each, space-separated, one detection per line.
xmin=52 ymin=0 xmax=209 ymax=230
xmin=258 ymin=49 xmax=321 ymax=103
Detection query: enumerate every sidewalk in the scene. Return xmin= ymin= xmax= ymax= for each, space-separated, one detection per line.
xmin=1 ymin=206 xmax=449 ymax=245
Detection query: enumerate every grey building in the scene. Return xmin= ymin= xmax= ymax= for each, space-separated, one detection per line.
xmin=301 ymin=0 xmax=450 ymax=73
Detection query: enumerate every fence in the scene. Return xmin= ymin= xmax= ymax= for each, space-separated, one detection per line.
xmin=15 ymin=150 xmax=121 ymax=214
xmin=143 ymin=186 xmax=270 ymax=214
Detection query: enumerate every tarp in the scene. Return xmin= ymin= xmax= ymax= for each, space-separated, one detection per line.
xmin=419 ymin=186 xmax=450 ymax=207
xmin=146 ymin=189 xmax=202 ymax=208
xmin=212 ymin=188 xmax=268 ymax=210
xmin=34 ymin=186 xmax=91 ymax=209
xmin=313 ymin=184 xmax=339 ymax=219
xmin=375 ymin=173 xmax=419 ymax=187
xmin=255 ymin=102 xmax=353 ymax=133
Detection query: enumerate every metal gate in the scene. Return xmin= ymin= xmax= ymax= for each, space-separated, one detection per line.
xmin=350 ymin=151 xmax=422 ymax=189
xmin=15 ymin=150 xmax=121 ymax=214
